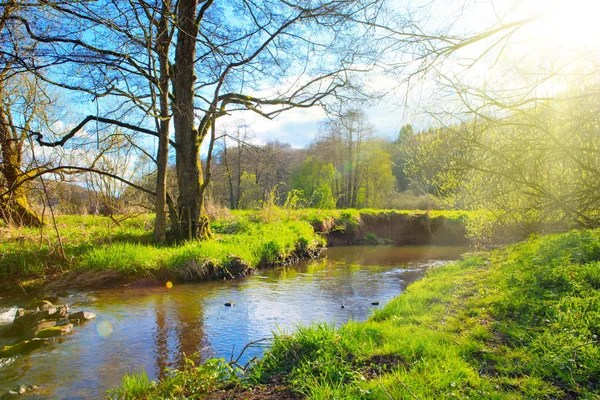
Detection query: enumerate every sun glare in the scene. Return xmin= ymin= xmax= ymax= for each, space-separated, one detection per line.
xmin=526 ymin=0 xmax=600 ymax=50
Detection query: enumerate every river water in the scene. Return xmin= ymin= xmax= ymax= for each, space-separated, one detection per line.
xmin=0 ymin=245 xmax=468 ymax=399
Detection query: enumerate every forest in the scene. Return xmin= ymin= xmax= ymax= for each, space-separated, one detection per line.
xmin=0 ymin=0 xmax=599 ymax=398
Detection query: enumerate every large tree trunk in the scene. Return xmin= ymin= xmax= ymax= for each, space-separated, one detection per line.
xmin=153 ymin=0 xmax=172 ymax=243
xmin=0 ymin=105 xmax=40 ymax=227
xmin=172 ymin=0 xmax=211 ymax=240
xmin=0 ymin=3 xmax=40 ymax=227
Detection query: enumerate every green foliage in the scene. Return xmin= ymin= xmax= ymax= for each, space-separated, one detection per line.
xmin=290 ymin=156 xmax=337 ymax=208
xmin=237 ymin=171 xmax=262 ymax=209
xmin=249 ymin=324 xmax=367 ymax=398
xmin=359 ymin=143 xmax=396 ymax=208
xmin=399 ymin=125 xmax=468 ymax=206
xmin=401 ymin=90 xmax=600 ymax=233
xmin=104 ymin=223 xmax=600 ymax=399
xmin=109 ymin=370 xmax=155 ymax=399
xmin=109 ymin=358 xmax=236 ymax=399
xmin=0 ymin=208 xmax=474 ymax=290
xmin=0 ymin=213 xmax=325 ymax=285
xmin=364 ymin=233 xmax=377 ymax=242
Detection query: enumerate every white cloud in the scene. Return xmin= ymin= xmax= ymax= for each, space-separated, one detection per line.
xmin=216 ymin=106 xmax=328 ymax=148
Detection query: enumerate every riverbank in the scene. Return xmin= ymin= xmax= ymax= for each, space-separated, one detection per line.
xmin=0 ymin=209 xmax=470 ymax=298
xmin=113 ymin=228 xmax=600 ymax=398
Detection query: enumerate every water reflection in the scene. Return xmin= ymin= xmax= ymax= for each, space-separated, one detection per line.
xmin=154 ymin=296 xmax=168 ymax=377
xmin=0 ymin=245 xmax=468 ymax=398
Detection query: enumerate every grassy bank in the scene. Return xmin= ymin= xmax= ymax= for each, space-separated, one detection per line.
xmin=0 ymin=208 xmax=471 ymax=294
xmin=114 ymin=228 xmax=600 ymax=398
xmin=0 ymin=212 xmax=323 ymax=294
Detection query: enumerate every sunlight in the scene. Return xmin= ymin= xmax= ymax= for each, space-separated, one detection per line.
xmin=525 ymin=0 xmax=600 ymax=50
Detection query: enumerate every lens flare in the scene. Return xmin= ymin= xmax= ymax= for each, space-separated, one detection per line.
xmin=96 ymin=321 xmax=113 ymax=338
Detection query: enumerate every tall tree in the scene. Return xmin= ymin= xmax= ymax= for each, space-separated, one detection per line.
xmin=290 ymin=156 xmax=337 ymax=208
xmin=13 ymin=0 xmax=392 ymax=239
xmin=316 ymin=109 xmax=374 ymax=207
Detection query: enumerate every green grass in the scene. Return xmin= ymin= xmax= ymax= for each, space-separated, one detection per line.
xmin=109 ymin=370 xmax=155 ymax=399
xmin=108 ymin=359 xmax=236 ymax=399
xmin=256 ymin=228 xmax=600 ymax=398
xmin=0 ymin=208 xmax=472 ymax=289
xmin=114 ymin=228 xmax=600 ymax=398
xmin=0 ymin=212 xmax=324 ymax=289
xmin=261 ymin=207 xmax=475 ymax=227
xmin=78 ymin=219 xmax=319 ymax=274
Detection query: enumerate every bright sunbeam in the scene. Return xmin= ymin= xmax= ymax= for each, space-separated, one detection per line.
xmin=525 ymin=0 xmax=600 ymax=50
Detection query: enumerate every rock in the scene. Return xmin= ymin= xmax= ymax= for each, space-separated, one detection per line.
xmin=25 ymin=300 xmax=53 ymax=310
xmin=23 ymin=320 xmax=58 ymax=339
xmin=1 ymin=385 xmax=39 ymax=399
xmin=341 ymin=304 xmax=346 ymax=309
xmin=371 ymin=301 xmax=380 ymax=306
xmin=0 ymin=339 xmax=48 ymax=358
xmin=42 ymin=295 xmax=60 ymax=304
xmin=68 ymin=311 xmax=96 ymax=323
xmin=56 ymin=319 xmax=71 ymax=326
xmin=225 ymin=256 xmax=252 ymax=277
xmin=34 ymin=324 xmax=73 ymax=339
xmin=52 ymin=305 xmax=69 ymax=319
xmin=7 ymin=305 xmax=69 ymax=337
xmin=0 ymin=324 xmax=21 ymax=338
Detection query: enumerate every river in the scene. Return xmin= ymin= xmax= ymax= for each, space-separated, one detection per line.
xmin=0 ymin=245 xmax=468 ymax=399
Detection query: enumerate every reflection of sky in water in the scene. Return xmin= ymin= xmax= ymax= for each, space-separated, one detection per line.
xmin=0 ymin=245 xmax=468 ymax=399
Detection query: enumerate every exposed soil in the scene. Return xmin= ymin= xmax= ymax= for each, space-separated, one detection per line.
xmin=321 ymin=213 xmax=470 ymax=247
xmin=206 ymin=384 xmax=301 ymax=400
xmin=359 ymin=353 xmax=407 ymax=379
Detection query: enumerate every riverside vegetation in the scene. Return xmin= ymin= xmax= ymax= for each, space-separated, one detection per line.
xmin=111 ymin=228 xmax=600 ymax=399
xmin=0 ymin=208 xmax=471 ymax=296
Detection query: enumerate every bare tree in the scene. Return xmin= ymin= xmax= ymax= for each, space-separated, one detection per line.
xmin=316 ymin=109 xmax=373 ymax=207
xmin=9 ymin=0 xmax=393 ymax=240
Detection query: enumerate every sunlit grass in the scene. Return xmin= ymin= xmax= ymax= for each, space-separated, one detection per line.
xmin=0 ymin=209 xmax=472 ymax=281
xmin=0 ymin=213 xmax=323 ymax=284
xmin=241 ymin=228 xmax=600 ymax=398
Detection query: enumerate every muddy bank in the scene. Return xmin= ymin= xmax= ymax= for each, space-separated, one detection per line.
xmin=315 ymin=212 xmax=470 ymax=246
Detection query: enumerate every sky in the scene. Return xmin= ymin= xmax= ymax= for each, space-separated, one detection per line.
xmin=214 ymin=0 xmax=600 ymax=149
xmin=47 ymin=0 xmax=600 ymax=154
xmin=216 ymin=98 xmax=408 ymax=149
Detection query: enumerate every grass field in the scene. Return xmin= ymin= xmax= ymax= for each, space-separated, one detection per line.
xmin=112 ymin=228 xmax=600 ymax=398
xmin=0 ymin=211 xmax=322 ymax=291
